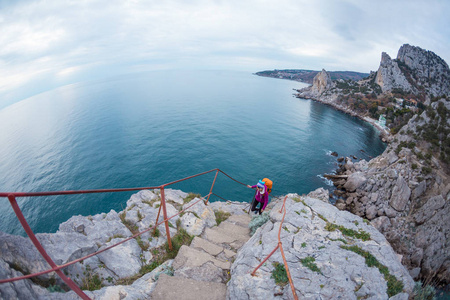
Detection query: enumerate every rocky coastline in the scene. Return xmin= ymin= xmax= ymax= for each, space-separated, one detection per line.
xmin=293 ymin=44 xmax=450 ymax=290
xmin=295 ymin=90 xmax=391 ymax=142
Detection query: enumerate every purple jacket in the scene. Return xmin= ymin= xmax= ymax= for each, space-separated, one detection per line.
xmin=251 ymin=185 xmax=269 ymax=211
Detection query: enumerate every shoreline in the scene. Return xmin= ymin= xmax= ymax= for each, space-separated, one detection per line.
xmin=295 ymin=91 xmax=392 ymax=143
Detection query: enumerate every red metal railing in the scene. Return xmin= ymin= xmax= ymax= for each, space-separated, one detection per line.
xmin=251 ymin=195 xmax=299 ymax=300
xmin=0 ymin=168 xmax=247 ymax=299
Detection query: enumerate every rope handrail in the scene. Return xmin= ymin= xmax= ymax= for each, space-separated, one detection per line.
xmin=0 ymin=168 xmax=250 ymax=299
xmin=0 ymin=194 xmax=208 ymax=284
xmin=251 ymin=195 xmax=299 ymax=300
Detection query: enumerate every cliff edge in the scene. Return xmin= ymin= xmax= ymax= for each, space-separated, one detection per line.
xmin=0 ymin=189 xmax=415 ymax=299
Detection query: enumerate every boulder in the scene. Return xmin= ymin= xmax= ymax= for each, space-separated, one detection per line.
xmin=414 ymin=195 xmax=445 ymax=224
xmin=389 ymin=176 xmax=411 ymax=211
xmin=306 ymin=187 xmax=329 ymax=203
xmin=343 ymin=172 xmax=367 ymax=192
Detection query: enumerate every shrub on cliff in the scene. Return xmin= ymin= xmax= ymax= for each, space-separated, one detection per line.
xmin=249 ymin=212 xmax=269 ymax=235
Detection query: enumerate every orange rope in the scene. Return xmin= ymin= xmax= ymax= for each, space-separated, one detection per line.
xmin=251 ymin=195 xmax=299 ymax=300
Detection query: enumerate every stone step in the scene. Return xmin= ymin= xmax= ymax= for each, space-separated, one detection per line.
xmin=173 ymin=245 xmax=231 ymax=270
xmin=191 ymin=236 xmax=236 ymax=261
xmin=172 ymin=245 xmax=230 ymax=283
xmin=203 ymin=226 xmax=248 ymax=250
xmin=151 ymin=273 xmax=226 ymax=300
xmin=218 ymin=221 xmax=250 ymax=237
xmin=226 ymin=214 xmax=252 ymax=227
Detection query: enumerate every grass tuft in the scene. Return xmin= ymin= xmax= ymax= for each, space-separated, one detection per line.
xmin=325 ymin=222 xmax=370 ymax=241
xmin=184 ymin=193 xmax=201 ymax=204
xmin=300 ymin=256 xmax=322 ymax=274
xmin=214 ymin=210 xmax=231 ymax=226
xmin=340 ymin=245 xmax=403 ymax=297
xmin=271 ymin=262 xmax=289 ymax=286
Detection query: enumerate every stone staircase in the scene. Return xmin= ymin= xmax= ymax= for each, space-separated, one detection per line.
xmin=150 ymin=214 xmax=252 ymax=300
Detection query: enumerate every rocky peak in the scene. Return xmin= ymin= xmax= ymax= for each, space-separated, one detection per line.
xmin=380 ymin=52 xmax=392 ymax=66
xmin=375 ymin=44 xmax=450 ymax=98
xmin=311 ymin=69 xmax=334 ymax=95
xmin=396 ymin=44 xmax=450 ymax=98
xmin=375 ymin=51 xmax=414 ymax=94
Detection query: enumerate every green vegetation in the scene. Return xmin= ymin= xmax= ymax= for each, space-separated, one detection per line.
xmin=422 ymin=166 xmax=432 ymax=175
xmin=325 ymin=223 xmax=371 ymax=241
xmin=139 ymin=260 xmax=161 ymax=275
xmin=136 ymin=236 xmax=150 ymax=251
xmin=301 ymin=242 xmax=307 ymax=248
xmin=271 ymin=262 xmax=289 ymax=286
xmin=214 ymin=210 xmax=231 ymax=226
xmin=395 ymin=140 xmax=417 ymax=154
xmin=105 ymin=234 xmax=125 ymax=243
xmin=119 ymin=228 xmax=193 ymax=286
xmin=329 ymin=237 xmax=348 ymax=244
xmin=412 ymin=281 xmax=436 ymax=300
xmin=152 ymin=227 xmax=161 ymax=238
xmin=119 ymin=211 xmax=139 ymax=234
xmin=318 ymin=214 xmax=328 ymax=222
xmin=46 ymin=285 xmax=65 ymax=293
xmin=184 ymin=193 xmax=201 ymax=204
xmin=80 ymin=265 xmax=103 ymax=291
xmin=137 ymin=210 xmax=143 ymax=222
xmin=249 ymin=212 xmax=270 ymax=235
xmin=164 ymin=227 xmax=194 ymax=259
xmin=340 ymin=245 xmax=404 ymax=297
xmin=416 ymin=100 xmax=450 ymax=167
xmin=300 ymin=256 xmax=322 ymax=274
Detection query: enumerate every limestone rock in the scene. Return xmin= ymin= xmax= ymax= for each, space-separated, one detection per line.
xmin=306 ymin=187 xmax=329 ymax=203
xmin=389 ymin=176 xmax=411 ymax=211
xmin=375 ymin=52 xmax=414 ymax=93
xmin=180 ymin=212 xmax=205 ymax=236
xmin=164 ymin=188 xmax=188 ymax=205
xmin=183 ymin=198 xmax=216 ymax=228
xmin=343 ymin=172 xmax=367 ymax=192
xmin=227 ymin=195 xmax=414 ymax=299
xmin=311 ymin=69 xmax=334 ymax=95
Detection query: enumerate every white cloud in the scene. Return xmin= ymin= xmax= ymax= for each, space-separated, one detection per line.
xmin=0 ymin=0 xmax=449 ymax=107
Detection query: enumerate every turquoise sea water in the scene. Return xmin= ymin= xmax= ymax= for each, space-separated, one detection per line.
xmin=0 ymin=70 xmax=386 ymax=235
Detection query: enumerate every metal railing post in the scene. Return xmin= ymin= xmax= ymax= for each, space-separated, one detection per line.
xmin=205 ymin=169 xmax=219 ymax=204
xmin=159 ymin=187 xmax=172 ymax=250
xmin=7 ymin=195 xmax=91 ymax=300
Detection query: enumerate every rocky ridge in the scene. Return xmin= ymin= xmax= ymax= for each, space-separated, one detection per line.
xmin=330 ymin=97 xmax=450 ymax=286
xmin=0 ymin=188 xmax=415 ymax=299
xmin=228 ymin=190 xmax=414 ymax=299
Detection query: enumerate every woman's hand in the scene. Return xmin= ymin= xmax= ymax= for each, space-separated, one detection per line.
xmin=247 ymin=185 xmax=252 ymax=188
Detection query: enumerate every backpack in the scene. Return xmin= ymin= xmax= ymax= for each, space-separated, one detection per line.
xmin=262 ymin=178 xmax=273 ymax=194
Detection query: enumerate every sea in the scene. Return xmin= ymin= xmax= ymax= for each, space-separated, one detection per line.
xmin=0 ymin=70 xmax=386 ymax=235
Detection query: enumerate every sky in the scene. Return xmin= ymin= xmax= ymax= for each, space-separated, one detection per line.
xmin=0 ymin=0 xmax=449 ymax=108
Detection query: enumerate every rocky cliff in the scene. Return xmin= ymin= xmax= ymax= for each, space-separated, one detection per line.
xmin=331 ymin=97 xmax=450 ymax=286
xmin=298 ymin=44 xmax=450 ymax=101
xmin=375 ymin=52 xmax=415 ymax=94
xmin=0 ymin=188 xmax=415 ymax=299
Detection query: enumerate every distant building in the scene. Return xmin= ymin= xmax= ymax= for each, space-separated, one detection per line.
xmin=377 ymin=114 xmax=387 ymax=128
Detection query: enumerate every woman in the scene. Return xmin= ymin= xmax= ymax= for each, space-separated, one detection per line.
xmin=247 ymin=180 xmax=269 ymax=215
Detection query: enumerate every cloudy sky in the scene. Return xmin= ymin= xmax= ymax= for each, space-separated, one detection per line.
xmin=0 ymin=0 xmax=449 ymax=108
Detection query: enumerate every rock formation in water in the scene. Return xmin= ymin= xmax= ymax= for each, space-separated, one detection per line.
xmin=0 ymin=188 xmax=415 ymax=299
xmin=310 ymin=69 xmax=335 ymax=95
